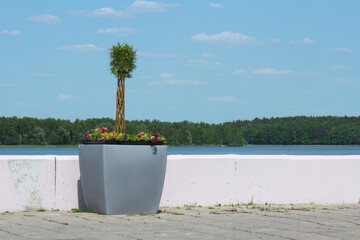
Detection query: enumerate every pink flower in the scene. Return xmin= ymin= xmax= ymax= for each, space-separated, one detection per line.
xmin=103 ymin=127 xmax=108 ymax=131
xmin=154 ymin=138 xmax=158 ymax=142
xmin=84 ymin=134 xmax=90 ymax=138
xmin=101 ymin=137 xmax=105 ymax=140
xmin=106 ymin=136 xmax=109 ymax=140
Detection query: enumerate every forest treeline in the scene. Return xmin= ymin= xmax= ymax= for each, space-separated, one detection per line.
xmin=0 ymin=116 xmax=359 ymax=146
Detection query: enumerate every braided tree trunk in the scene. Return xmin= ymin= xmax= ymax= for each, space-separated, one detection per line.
xmin=115 ymin=78 xmax=125 ymax=134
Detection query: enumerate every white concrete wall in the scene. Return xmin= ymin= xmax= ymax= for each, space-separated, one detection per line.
xmin=0 ymin=156 xmax=55 ymax=212
xmin=1 ymin=155 xmax=360 ymax=212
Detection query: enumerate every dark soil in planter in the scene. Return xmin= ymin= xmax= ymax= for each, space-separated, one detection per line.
xmin=81 ymin=140 xmax=166 ymax=145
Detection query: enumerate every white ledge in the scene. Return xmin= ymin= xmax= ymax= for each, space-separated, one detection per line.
xmin=1 ymin=155 xmax=360 ymax=212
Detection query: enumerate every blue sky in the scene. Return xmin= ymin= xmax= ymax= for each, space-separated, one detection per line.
xmin=1 ymin=0 xmax=359 ymax=123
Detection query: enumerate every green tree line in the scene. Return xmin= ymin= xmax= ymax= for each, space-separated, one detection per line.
xmin=1 ymin=116 xmax=359 ymax=146
xmin=228 ymin=116 xmax=360 ymax=145
xmin=0 ymin=117 xmax=246 ymax=146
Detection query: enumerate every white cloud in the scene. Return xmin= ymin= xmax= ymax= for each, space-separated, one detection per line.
xmin=127 ymin=0 xmax=178 ymax=13
xmin=232 ymin=69 xmax=245 ymax=75
xmin=12 ymin=101 xmax=36 ymax=108
xmin=329 ymin=77 xmax=359 ymax=84
xmin=1 ymin=30 xmax=20 ymax=35
xmin=31 ymin=73 xmax=55 ymax=77
xmin=28 ymin=14 xmax=62 ymax=24
xmin=253 ymin=68 xmax=290 ymax=75
xmin=290 ymin=37 xmax=314 ymax=44
xmin=208 ymin=96 xmax=238 ymax=102
xmin=0 ymin=83 xmax=14 ymax=87
xmin=159 ymin=73 xmax=175 ymax=78
xmin=137 ymin=51 xmax=173 ymax=58
xmin=151 ymin=80 xmax=204 ymax=86
xmin=191 ymin=31 xmax=259 ymax=45
xmin=329 ymin=65 xmax=351 ymax=70
xmin=268 ymin=38 xmax=280 ymax=43
xmin=59 ymin=44 xmax=101 ymax=52
xmin=284 ymin=90 xmax=311 ymax=98
xmin=57 ymin=94 xmax=73 ymax=100
xmin=330 ymin=48 xmax=354 ymax=52
xmin=73 ymin=1 xmax=177 ymax=18
xmin=188 ymin=59 xmax=222 ymax=66
xmin=96 ymin=27 xmax=137 ymax=34
xmin=72 ymin=8 xmax=127 ymax=18
xmin=199 ymin=53 xmax=211 ymax=58
xmin=209 ymin=3 xmax=223 ymax=8
xmin=302 ymin=38 xmax=314 ymax=44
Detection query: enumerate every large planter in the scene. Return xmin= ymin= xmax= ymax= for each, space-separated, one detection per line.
xmin=78 ymin=144 xmax=167 ymax=215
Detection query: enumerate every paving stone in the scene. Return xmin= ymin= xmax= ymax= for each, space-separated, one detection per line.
xmin=0 ymin=204 xmax=360 ymax=240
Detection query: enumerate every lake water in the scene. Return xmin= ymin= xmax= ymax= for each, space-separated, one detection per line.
xmin=1 ymin=146 xmax=360 ymax=155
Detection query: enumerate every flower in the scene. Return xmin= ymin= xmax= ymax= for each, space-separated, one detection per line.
xmin=82 ymin=127 xmax=166 ymax=144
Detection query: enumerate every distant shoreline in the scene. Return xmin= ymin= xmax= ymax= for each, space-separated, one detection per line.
xmin=0 ymin=145 xmax=77 ymax=148
xmin=1 ymin=144 xmax=360 ymax=148
xmin=246 ymin=144 xmax=360 ymax=147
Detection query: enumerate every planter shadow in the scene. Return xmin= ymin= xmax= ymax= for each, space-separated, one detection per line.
xmin=77 ymin=179 xmax=86 ymax=210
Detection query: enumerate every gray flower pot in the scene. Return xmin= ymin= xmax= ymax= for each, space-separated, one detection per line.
xmin=78 ymin=144 xmax=167 ymax=215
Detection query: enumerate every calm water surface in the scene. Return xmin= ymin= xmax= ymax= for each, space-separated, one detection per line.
xmin=1 ymin=146 xmax=360 ymax=155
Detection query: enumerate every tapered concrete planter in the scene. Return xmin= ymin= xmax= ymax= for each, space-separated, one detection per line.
xmin=78 ymin=144 xmax=167 ymax=215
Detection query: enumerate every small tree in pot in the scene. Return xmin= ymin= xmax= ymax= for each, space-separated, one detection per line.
xmin=79 ymin=42 xmax=167 ymax=215
xmin=109 ymin=42 xmax=137 ymax=134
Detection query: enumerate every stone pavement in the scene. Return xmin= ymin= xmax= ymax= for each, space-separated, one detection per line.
xmin=1 ymin=204 xmax=360 ymax=240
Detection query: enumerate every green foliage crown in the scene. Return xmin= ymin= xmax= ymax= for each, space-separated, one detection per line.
xmin=109 ymin=42 xmax=137 ymax=80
